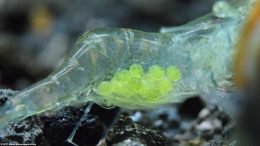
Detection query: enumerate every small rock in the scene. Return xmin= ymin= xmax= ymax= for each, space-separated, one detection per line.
xmin=106 ymin=115 xmax=166 ymax=146
xmin=211 ymin=119 xmax=222 ymax=131
xmin=113 ymin=138 xmax=146 ymax=146
xmin=198 ymin=108 xmax=210 ymax=119
xmin=130 ymin=111 xmax=143 ymax=122
xmin=196 ymin=120 xmax=214 ymax=132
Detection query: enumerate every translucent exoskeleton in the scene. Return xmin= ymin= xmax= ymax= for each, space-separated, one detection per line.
xmin=0 ymin=0 xmax=255 ymax=130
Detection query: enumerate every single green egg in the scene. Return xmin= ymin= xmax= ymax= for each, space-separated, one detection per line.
xmin=127 ymin=77 xmax=143 ymax=92
xmin=113 ymin=69 xmax=130 ymax=82
xmin=147 ymin=65 xmax=165 ymax=80
xmin=97 ymin=81 xmax=112 ymax=96
xmin=129 ymin=64 xmax=144 ymax=78
xmin=166 ymin=66 xmax=181 ymax=81
xmin=157 ymin=77 xmax=173 ymax=95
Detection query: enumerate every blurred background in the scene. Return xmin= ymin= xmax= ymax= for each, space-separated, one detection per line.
xmin=0 ymin=0 xmax=215 ymax=90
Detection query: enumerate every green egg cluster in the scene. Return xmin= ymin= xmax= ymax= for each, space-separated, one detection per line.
xmin=97 ymin=64 xmax=181 ymax=103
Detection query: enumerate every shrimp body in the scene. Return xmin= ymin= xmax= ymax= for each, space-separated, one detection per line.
xmin=0 ymin=0 xmax=253 ymax=130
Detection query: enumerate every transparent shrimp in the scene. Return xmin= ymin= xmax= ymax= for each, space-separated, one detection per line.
xmin=0 ymin=0 xmax=254 ymax=130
